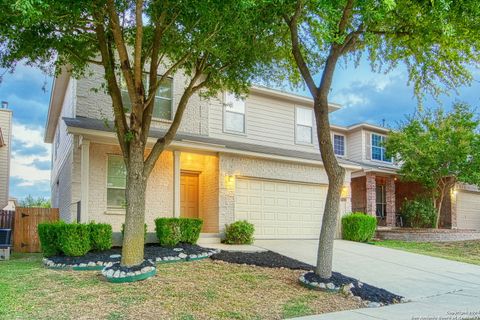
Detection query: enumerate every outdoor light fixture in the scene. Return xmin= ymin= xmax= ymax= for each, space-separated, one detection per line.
xmin=341 ymin=186 xmax=349 ymax=198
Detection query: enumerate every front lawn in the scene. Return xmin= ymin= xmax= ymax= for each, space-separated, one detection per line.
xmin=0 ymin=253 xmax=359 ymax=320
xmin=373 ymin=240 xmax=480 ymax=265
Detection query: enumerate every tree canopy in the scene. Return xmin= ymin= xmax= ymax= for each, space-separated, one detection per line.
xmin=0 ymin=0 xmax=281 ymax=267
xmin=385 ymin=103 xmax=480 ymax=226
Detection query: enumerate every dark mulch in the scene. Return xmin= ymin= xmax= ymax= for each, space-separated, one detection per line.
xmin=47 ymin=243 xmax=212 ymax=265
xmin=108 ymin=259 xmax=155 ymax=273
xmin=211 ymin=250 xmax=403 ymax=305
xmin=211 ymin=250 xmax=314 ymax=270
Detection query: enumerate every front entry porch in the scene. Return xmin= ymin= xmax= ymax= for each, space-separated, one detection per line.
xmin=351 ymin=172 xmax=397 ymax=226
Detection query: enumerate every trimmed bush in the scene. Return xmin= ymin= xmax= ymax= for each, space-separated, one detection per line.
xmin=154 ymin=218 xmax=203 ymax=247
xmin=38 ymin=221 xmax=65 ymax=257
xmin=342 ymin=213 xmax=377 ymax=242
xmin=58 ymin=223 xmax=92 ymax=256
xmin=89 ymin=223 xmax=113 ymax=251
xmin=223 ymin=220 xmax=255 ymax=245
xmin=179 ymin=218 xmax=203 ymax=244
xmin=401 ymin=197 xmax=436 ymax=228
xmin=121 ymin=223 xmax=148 ymax=242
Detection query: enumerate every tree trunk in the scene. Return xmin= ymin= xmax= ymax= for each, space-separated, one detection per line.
xmin=121 ymin=141 xmax=147 ymax=267
xmin=314 ymin=98 xmax=346 ymax=279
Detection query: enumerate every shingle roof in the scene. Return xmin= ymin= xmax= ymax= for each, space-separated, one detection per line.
xmin=63 ymin=117 xmax=361 ymax=168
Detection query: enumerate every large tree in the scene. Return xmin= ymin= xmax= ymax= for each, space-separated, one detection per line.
xmin=0 ymin=0 xmax=279 ymax=267
xmin=276 ymin=0 xmax=480 ymax=278
xmin=385 ymin=104 xmax=480 ymax=228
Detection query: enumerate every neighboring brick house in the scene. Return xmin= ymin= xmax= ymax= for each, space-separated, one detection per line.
xmin=0 ymin=102 xmax=12 ymax=209
xmin=44 ymin=66 xmax=480 ymax=241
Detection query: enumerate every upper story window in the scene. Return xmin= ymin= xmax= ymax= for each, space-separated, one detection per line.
xmin=120 ymin=75 xmax=173 ymax=120
xmin=107 ymin=155 xmax=126 ymax=209
xmin=295 ymin=107 xmax=313 ymax=144
xmin=333 ymin=134 xmax=345 ymax=156
xmin=371 ymin=133 xmax=391 ymax=162
xmin=224 ymin=92 xmax=245 ymax=134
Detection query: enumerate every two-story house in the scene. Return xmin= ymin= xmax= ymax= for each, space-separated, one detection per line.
xmin=44 ymin=66 xmax=480 ymax=242
xmin=0 ymin=101 xmax=12 ymax=209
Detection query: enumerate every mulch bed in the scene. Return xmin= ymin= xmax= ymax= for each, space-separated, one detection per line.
xmin=211 ymin=250 xmax=403 ymax=305
xmin=47 ymin=243 xmax=214 ymax=266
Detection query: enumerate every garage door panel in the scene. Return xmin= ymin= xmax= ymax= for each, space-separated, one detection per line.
xmin=457 ymin=191 xmax=480 ymax=230
xmin=235 ymin=178 xmax=326 ymax=239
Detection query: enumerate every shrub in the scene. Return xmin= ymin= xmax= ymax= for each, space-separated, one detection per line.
xmin=89 ymin=222 xmax=113 ymax=251
xmin=121 ymin=223 xmax=148 ymax=242
xmin=38 ymin=221 xmax=65 ymax=257
xmin=154 ymin=218 xmax=203 ymax=247
xmin=401 ymin=197 xmax=436 ymax=228
xmin=223 ymin=220 xmax=255 ymax=244
xmin=342 ymin=213 xmax=377 ymax=242
xmin=179 ymin=218 xmax=203 ymax=244
xmin=58 ymin=223 xmax=91 ymax=256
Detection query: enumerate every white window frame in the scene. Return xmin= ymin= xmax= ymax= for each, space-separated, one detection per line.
xmin=333 ymin=133 xmax=346 ymax=157
xmin=295 ymin=106 xmax=313 ymax=145
xmin=371 ymin=133 xmax=391 ymax=162
xmin=106 ymin=154 xmax=127 ymax=210
xmin=120 ymin=73 xmax=174 ymax=121
xmin=223 ymin=92 xmax=246 ymax=134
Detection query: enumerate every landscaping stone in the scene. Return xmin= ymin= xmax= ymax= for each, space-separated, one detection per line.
xmin=211 ymin=250 xmax=403 ymax=305
xmin=43 ymin=243 xmax=218 ymax=271
xmin=102 ymin=260 xmax=156 ymax=283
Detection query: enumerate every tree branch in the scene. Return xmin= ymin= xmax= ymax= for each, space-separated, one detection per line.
xmin=284 ymin=0 xmax=318 ymax=97
xmin=93 ymin=11 xmax=129 ymax=159
xmin=143 ymin=67 xmax=206 ymax=176
xmin=106 ymin=0 xmax=136 ymax=114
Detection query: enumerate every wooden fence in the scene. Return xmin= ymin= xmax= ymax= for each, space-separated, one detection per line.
xmin=13 ymin=207 xmax=59 ymax=253
xmin=0 ymin=210 xmax=15 ymax=229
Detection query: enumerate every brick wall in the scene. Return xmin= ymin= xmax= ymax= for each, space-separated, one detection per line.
xmin=351 ymin=176 xmax=366 ymax=212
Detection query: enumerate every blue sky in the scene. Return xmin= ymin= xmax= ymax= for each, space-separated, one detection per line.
xmin=1 ymin=60 xmax=479 ymax=201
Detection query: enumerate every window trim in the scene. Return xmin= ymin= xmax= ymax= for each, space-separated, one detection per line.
xmin=332 ymin=133 xmax=346 ymax=157
xmin=106 ymin=154 xmax=127 ymax=210
xmin=371 ymin=133 xmax=392 ymax=163
xmin=223 ymin=92 xmax=246 ymax=135
xmin=295 ymin=106 xmax=313 ymax=145
xmin=120 ymin=73 xmax=174 ymax=121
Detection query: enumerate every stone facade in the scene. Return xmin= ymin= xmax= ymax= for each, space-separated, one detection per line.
xmin=385 ymin=176 xmax=395 ymax=227
xmin=365 ymin=173 xmax=376 ymax=216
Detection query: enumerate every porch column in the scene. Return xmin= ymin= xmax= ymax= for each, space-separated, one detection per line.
xmin=80 ymin=137 xmax=90 ymax=223
xmin=385 ymin=176 xmax=396 ymax=227
xmin=173 ymin=151 xmax=181 ymax=217
xmin=365 ymin=172 xmax=376 ymax=216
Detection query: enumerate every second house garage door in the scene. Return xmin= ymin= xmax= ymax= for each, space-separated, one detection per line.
xmin=456 ymin=190 xmax=480 ymax=230
xmin=235 ymin=177 xmax=327 ymax=239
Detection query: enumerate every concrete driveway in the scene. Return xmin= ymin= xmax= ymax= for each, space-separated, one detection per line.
xmin=255 ymin=239 xmax=480 ymax=319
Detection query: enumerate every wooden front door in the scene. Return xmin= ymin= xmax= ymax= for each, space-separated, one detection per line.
xmin=180 ymin=172 xmax=199 ymax=219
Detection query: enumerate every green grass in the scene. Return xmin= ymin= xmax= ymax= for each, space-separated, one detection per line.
xmin=373 ymin=240 xmax=480 ymax=265
xmin=0 ymin=253 xmax=359 ymax=319
xmin=282 ymin=295 xmax=316 ymax=319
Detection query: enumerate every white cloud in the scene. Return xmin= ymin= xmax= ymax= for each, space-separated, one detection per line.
xmin=10 ymin=123 xmax=51 ymax=187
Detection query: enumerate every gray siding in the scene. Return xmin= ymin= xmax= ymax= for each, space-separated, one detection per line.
xmin=0 ymin=109 xmax=12 ymax=208
xmin=209 ymin=92 xmax=321 ymax=153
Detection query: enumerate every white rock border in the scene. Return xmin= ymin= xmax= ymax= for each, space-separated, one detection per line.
xmin=299 ymin=272 xmax=397 ymax=308
xmin=102 ymin=262 xmax=156 ymax=281
xmin=42 ymin=248 xmax=221 ymax=270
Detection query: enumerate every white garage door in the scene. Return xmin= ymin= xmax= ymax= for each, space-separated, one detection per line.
xmin=457 ymin=191 xmax=480 ymax=230
xmin=235 ymin=177 xmax=327 ymax=239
